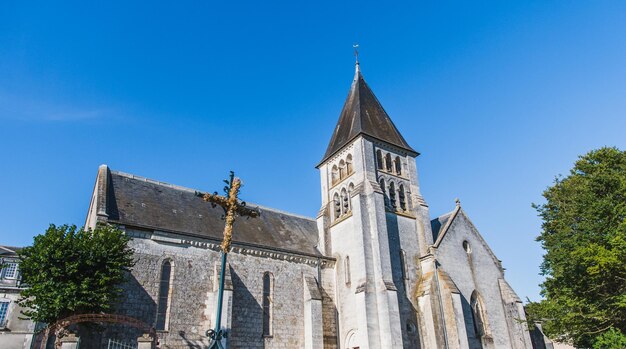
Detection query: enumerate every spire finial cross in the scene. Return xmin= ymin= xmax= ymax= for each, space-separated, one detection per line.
xmin=353 ymin=43 xmax=359 ymax=64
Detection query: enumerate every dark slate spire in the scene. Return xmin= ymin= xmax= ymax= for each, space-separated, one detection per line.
xmin=318 ymin=64 xmax=417 ymax=166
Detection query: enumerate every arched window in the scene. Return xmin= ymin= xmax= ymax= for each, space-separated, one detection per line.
xmin=395 ymin=156 xmax=402 ymax=175
xmin=376 ymin=150 xmax=384 ymax=170
xmin=385 ymin=153 xmax=393 ymax=172
xmin=341 ymin=188 xmax=350 ymax=214
xmin=333 ymin=193 xmax=341 ymax=219
xmin=380 ymin=178 xmax=389 ymax=208
xmin=344 ymin=256 xmax=351 ymax=285
xmin=331 ymin=165 xmax=339 ymax=186
xmin=156 ymin=260 xmax=173 ymax=331
xmin=262 ymin=272 xmax=273 ymax=336
xmin=400 ymin=249 xmax=408 ymax=281
xmin=399 ymin=184 xmax=407 ymax=211
xmin=339 ymin=160 xmax=346 ymax=180
xmin=389 ymin=182 xmax=397 ymax=209
xmin=470 ymin=291 xmax=488 ymax=338
xmin=346 ymin=154 xmax=353 ymax=175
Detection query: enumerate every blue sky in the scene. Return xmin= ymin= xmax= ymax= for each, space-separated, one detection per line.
xmin=1 ymin=1 xmax=625 ymax=301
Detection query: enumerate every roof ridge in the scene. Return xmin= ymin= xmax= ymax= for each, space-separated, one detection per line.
xmin=110 ymin=170 xmax=316 ymax=222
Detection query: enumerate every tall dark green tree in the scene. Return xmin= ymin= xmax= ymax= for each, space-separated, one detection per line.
xmin=17 ymin=224 xmax=135 ymax=324
xmin=530 ymin=147 xmax=626 ymax=348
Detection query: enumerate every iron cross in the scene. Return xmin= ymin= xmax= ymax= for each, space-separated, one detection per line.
xmin=197 ymin=171 xmax=260 ymax=349
xmin=198 ymin=171 xmax=260 ymax=253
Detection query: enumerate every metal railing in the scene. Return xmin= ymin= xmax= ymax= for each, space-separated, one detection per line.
xmin=107 ymin=339 xmax=138 ymax=349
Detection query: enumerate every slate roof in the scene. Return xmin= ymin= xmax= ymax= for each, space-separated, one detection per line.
xmin=431 ymin=210 xmax=456 ymax=242
xmin=319 ymin=64 xmax=417 ymax=166
xmin=0 ymin=246 xmax=21 ymax=256
xmin=92 ymin=166 xmax=322 ymax=257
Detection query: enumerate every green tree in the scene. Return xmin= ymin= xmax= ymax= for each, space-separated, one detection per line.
xmin=593 ymin=328 xmax=626 ymax=349
xmin=529 ymin=147 xmax=626 ymax=347
xmin=17 ymin=223 xmax=135 ymax=324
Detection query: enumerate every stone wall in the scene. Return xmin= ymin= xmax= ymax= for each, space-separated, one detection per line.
xmin=435 ymin=210 xmax=533 ymax=348
xmin=109 ymin=229 xmax=335 ymax=349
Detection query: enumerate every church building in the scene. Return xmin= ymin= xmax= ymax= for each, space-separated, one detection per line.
xmin=85 ymin=62 xmax=540 ymax=348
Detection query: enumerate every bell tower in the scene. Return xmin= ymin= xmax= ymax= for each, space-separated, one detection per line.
xmin=316 ymin=63 xmax=434 ymax=348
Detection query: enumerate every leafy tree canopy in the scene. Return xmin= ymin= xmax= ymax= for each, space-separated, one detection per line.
xmin=17 ymin=224 xmax=135 ymax=324
xmin=528 ymin=147 xmax=626 ymax=347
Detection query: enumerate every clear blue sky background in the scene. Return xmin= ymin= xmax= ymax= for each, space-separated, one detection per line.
xmin=1 ymin=1 xmax=625 ymax=302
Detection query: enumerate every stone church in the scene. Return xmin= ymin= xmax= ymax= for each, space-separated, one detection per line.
xmin=85 ymin=63 xmax=543 ymax=349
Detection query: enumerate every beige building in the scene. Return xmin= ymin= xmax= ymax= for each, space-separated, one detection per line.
xmin=0 ymin=246 xmax=37 ymax=349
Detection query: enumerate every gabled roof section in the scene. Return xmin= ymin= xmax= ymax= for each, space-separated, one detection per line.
xmin=431 ymin=203 xmax=503 ymax=269
xmin=318 ymin=64 xmax=417 ymax=166
xmin=87 ymin=166 xmax=323 ymax=257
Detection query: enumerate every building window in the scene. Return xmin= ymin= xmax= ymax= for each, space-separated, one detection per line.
xmin=346 ymin=154 xmax=353 ymax=175
xmin=380 ymin=178 xmax=389 ymax=208
xmin=0 ymin=301 xmax=9 ymax=327
xmin=344 ymin=256 xmax=351 ymax=285
xmin=331 ymin=165 xmax=339 ymax=186
xmin=156 ymin=260 xmax=173 ymax=331
xmin=341 ymin=188 xmax=350 ymax=215
xmin=399 ymin=184 xmax=407 ymax=211
xmin=463 ymin=241 xmax=471 ymax=253
xmin=389 ymin=182 xmax=397 ymax=209
xmin=262 ymin=272 xmax=273 ymax=336
xmin=376 ymin=150 xmax=384 ymax=170
xmin=385 ymin=153 xmax=393 ymax=172
xmin=470 ymin=291 xmax=488 ymax=338
xmin=2 ymin=262 xmax=18 ymax=279
xmin=400 ymin=250 xmax=408 ymax=281
xmin=339 ymin=160 xmax=347 ymax=180
xmin=333 ymin=193 xmax=341 ymax=219
xmin=395 ymin=156 xmax=402 ymax=175
xmin=406 ymin=321 xmax=416 ymax=334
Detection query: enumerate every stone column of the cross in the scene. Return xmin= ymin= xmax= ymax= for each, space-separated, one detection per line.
xmin=197 ymin=171 xmax=259 ymax=349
